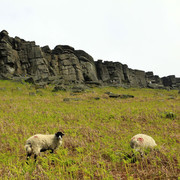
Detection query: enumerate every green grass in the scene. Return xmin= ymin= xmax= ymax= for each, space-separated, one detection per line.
xmin=0 ymin=80 xmax=179 ymax=179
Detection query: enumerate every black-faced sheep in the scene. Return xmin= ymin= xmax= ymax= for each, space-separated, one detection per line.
xmin=25 ymin=132 xmax=64 ymax=161
xmin=130 ymin=134 xmax=157 ymax=156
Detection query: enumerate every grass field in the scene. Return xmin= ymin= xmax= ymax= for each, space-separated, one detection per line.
xmin=0 ymin=80 xmax=179 ymax=179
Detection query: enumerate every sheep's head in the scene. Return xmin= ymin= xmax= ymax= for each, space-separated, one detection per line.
xmin=55 ymin=132 xmax=64 ymax=139
xmin=130 ymin=137 xmax=144 ymax=149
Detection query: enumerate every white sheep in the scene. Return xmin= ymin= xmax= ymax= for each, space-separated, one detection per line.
xmin=130 ymin=134 xmax=157 ymax=156
xmin=25 ymin=132 xmax=64 ymax=161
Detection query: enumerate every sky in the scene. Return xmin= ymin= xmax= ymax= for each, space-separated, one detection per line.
xmin=1 ymin=0 xmax=180 ymax=77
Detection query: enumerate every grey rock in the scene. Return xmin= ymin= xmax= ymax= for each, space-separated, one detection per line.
xmin=104 ymin=92 xmax=112 ymax=95
xmin=161 ymin=112 xmax=176 ymax=119
xmin=36 ymin=90 xmax=43 ymax=96
xmin=161 ymin=75 xmax=179 ymax=89
xmin=119 ymin=94 xmax=134 ymax=99
xmin=71 ymin=85 xmax=87 ymax=93
xmin=29 ymin=92 xmax=36 ymax=96
xmin=63 ymin=98 xmax=70 ymax=102
xmin=52 ymin=85 xmax=67 ymax=92
xmin=63 ymin=98 xmax=81 ymax=102
xmin=0 ymin=30 xmax=179 ymax=89
xmin=94 ymin=97 xmax=100 ymax=100
xmin=109 ymin=93 xmax=120 ymax=98
xmin=147 ymin=83 xmax=165 ymax=89
xmin=0 ymin=87 xmax=6 ymax=91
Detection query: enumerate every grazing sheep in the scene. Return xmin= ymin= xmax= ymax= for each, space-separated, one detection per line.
xmin=130 ymin=134 xmax=157 ymax=156
xmin=25 ymin=132 xmax=64 ymax=161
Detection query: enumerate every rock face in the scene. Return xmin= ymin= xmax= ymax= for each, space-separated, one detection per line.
xmin=162 ymin=76 xmax=180 ymax=89
xmin=0 ymin=30 xmax=179 ymax=89
xmin=95 ymin=60 xmax=147 ymax=87
xmin=0 ymin=30 xmax=98 ymax=86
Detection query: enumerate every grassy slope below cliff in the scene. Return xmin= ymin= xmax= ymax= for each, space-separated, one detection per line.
xmin=0 ymin=80 xmax=179 ymax=179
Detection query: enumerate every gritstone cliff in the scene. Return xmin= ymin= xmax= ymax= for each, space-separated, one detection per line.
xmin=0 ymin=30 xmax=179 ymax=89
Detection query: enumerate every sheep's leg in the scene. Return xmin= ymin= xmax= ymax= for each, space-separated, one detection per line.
xmin=26 ymin=153 xmax=32 ymax=164
xmin=49 ymin=149 xmax=55 ymax=164
xmin=131 ymin=152 xmax=137 ymax=163
xmin=33 ymin=148 xmax=40 ymax=162
xmin=26 ymin=153 xmax=31 ymax=160
xmin=34 ymin=154 xmax=37 ymax=162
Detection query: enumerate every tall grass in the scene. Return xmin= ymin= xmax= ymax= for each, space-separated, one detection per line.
xmin=0 ymin=80 xmax=179 ymax=179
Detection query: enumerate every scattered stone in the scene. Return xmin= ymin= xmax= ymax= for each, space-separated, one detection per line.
xmin=161 ymin=112 xmax=176 ymax=119
xmin=52 ymin=85 xmax=67 ymax=92
xmin=85 ymin=81 xmax=102 ymax=87
xmin=119 ymin=94 xmax=134 ymax=99
xmin=70 ymin=93 xmax=77 ymax=96
xmin=73 ymin=98 xmax=81 ymax=101
xmin=0 ymin=87 xmax=6 ymax=91
xmin=63 ymin=98 xmax=70 ymax=102
xmin=108 ymin=93 xmax=134 ymax=99
xmin=16 ymin=87 xmax=22 ymax=91
xmin=168 ymin=96 xmax=175 ymax=100
xmin=71 ymin=85 xmax=87 ymax=93
xmin=147 ymin=83 xmax=165 ymax=89
xmin=63 ymin=98 xmax=81 ymax=102
xmin=29 ymin=92 xmax=36 ymax=96
xmin=104 ymin=92 xmax=112 ymax=95
xmin=94 ymin=97 xmax=100 ymax=100
xmin=36 ymin=90 xmax=43 ymax=96
xmin=109 ymin=93 xmax=120 ymax=98
xmin=52 ymin=93 xmax=58 ymax=96
xmin=165 ymin=112 xmax=176 ymax=119
xmin=34 ymin=83 xmax=47 ymax=89
xmin=11 ymin=87 xmax=22 ymax=92
xmin=25 ymin=77 xmax=35 ymax=84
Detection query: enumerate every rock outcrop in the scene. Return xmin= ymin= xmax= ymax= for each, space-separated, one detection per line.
xmin=95 ymin=60 xmax=147 ymax=87
xmin=0 ymin=30 xmax=179 ymax=89
xmin=0 ymin=30 xmax=98 ymax=86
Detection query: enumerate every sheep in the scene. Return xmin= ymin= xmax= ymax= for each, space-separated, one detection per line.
xmin=130 ymin=134 xmax=157 ymax=157
xmin=25 ymin=132 xmax=64 ymax=162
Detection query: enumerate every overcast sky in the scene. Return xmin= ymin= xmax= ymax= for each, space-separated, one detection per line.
xmin=1 ymin=0 xmax=180 ymax=77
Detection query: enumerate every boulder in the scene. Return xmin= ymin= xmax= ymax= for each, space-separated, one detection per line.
xmin=119 ymin=94 xmax=134 ymax=99
xmin=52 ymin=85 xmax=67 ymax=92
xmin=109 ymin=93 xmax=120 ymax=98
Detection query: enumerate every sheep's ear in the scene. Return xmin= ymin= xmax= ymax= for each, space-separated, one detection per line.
xmin=59 ymin=132 xmax=64 ymax=137
xmin=55 ymin=132 xmax=64 ymax=138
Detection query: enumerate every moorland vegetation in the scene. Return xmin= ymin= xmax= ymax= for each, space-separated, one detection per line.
xmin=0 ymin=80 xmax=179 ymax=179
